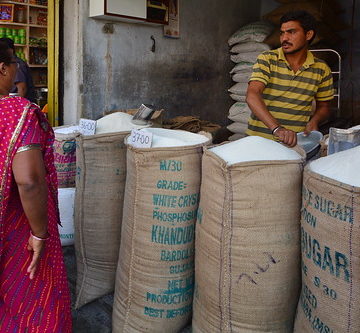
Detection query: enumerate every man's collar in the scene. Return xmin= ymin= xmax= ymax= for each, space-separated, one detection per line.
xmin=277 ymin=47 xmax=315 ymax=69
xmin=278 ymin=47 xmax=287 ymax=62
xmin=303 ymin=50 xmax=315 ymax=68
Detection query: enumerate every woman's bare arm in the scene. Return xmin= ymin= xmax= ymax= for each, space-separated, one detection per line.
xmin=12 ymin=149 xmax=48 ymax=237
xmin=12 ymin=148 xmax=48 ymax=279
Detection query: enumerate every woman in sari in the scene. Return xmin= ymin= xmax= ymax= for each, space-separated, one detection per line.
xmin=0 ymin=42 xmax=72 ymax=331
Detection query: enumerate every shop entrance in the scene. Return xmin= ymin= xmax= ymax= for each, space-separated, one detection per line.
xmin=0 ymin=0 xmax=59 ymax=126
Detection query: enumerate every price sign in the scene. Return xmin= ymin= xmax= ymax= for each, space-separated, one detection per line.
xmin=129 ymin=129 xmax=153 ymax=148
xmin=79 ymin=118 xmax=96 ymax=136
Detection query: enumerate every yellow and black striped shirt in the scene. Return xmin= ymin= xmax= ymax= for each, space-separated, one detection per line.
xmin=246 ymin=47 xmax=334 ymax=139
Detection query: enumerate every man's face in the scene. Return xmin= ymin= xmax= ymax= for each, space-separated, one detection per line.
xmin=280 ymin=20 xmax=313 ymax=54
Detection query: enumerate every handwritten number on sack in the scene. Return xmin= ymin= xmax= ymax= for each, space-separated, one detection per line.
xmin=129 ymin=129 xmax=152 ymax=148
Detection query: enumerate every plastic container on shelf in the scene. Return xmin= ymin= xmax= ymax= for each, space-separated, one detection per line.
xmin=37 ymin=11 xmax=47 ymax=26
xmin=18 ymin=29 xmax=25 ymax=37
xmin=15 ymin=7 xmax=26 ymax=23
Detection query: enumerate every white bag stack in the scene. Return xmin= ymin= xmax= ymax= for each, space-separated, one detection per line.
xmin=227 ymin=22 xmax=273 ymax=140
xmin=58 ymin=187 xmax=76 ymax=246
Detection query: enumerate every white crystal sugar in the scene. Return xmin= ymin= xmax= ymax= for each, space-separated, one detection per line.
xmin=210 ymin=136 xmax=302 ymax=165
xmin=96 ymin=112 xmax=150 ymax=134
xmin=128 ymin=128 xmax=209 ymax=148
xmin=309 ymin=145 xmax=360 ymax=187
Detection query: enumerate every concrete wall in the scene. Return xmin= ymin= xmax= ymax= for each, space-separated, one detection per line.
xmin=336 ymin=1 xmax=360 ymax=125
xmin=63 ymin=0 xmax=262 ymax=126
xmin=63 ymin=0 xmax=82 ymax=125
xmin=260 ymin=0 xmax=278 ymax=16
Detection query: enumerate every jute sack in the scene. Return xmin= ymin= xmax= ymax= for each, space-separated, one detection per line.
xmin=53 ymin=125 xmax=80 ymax=188
xmin=319 ymin=134 xmax=329 ymax=157
xmin=112 ymin=139 xmax=209 ymax=332
xmin=75 ymin=132 xmax=128 ymax=308
xmin=294 ymin=168 xmax=360 ymax=333
xmin=193 ymin=146 xmax=305 ymax=332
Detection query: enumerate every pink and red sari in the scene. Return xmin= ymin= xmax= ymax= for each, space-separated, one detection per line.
xmin=0 ymin=96 xmax=72 ymax=332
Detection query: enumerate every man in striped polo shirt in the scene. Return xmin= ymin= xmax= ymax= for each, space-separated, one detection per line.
xmin=246 ymin=10 xmax=334 ymax=147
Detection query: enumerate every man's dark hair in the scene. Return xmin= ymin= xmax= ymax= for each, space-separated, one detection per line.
xmin=280 ymin=10 xmax=317 ymax=44
xmin=0 ymin=37 xmax=15 ymax=52
xmin=0 ymin=41 xmax=13 ymax=64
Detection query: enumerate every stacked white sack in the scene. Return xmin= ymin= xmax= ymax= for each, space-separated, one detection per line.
xmin=227 ymin=22 xmax=273 ymax=140
xmin=227 ymin=102 xmax=252 ymax=141
xmin=58 ymin=187 xmax=75 ymax=246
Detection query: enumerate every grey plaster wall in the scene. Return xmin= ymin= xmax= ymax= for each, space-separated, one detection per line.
xmin=64 ymin=0 xmax=262 ymax=126
xmin=260 ymin=0 xmax=278 ymax=16
xmin=336 ymin=0 xmax=360 ymax=125
xmin=63 ymin=0 xmax=82 ymax=125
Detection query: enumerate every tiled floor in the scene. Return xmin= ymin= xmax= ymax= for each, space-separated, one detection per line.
xmin=63 ymin=246 xmax=192 ymax=333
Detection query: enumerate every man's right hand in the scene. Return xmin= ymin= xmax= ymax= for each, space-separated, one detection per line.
xmin=273 ymin=127 xmax=297 ymax=147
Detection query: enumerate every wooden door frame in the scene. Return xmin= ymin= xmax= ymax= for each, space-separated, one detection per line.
xmin=47 ymin=0 xmax=59 ymax=126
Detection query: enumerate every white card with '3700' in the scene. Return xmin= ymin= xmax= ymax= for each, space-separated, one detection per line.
xmin=129 ymin=129 xmax=153 ymax=148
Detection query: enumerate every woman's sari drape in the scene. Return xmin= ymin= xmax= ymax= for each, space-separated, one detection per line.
xmin=0 ymin=96 xmax=72 ymax=332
